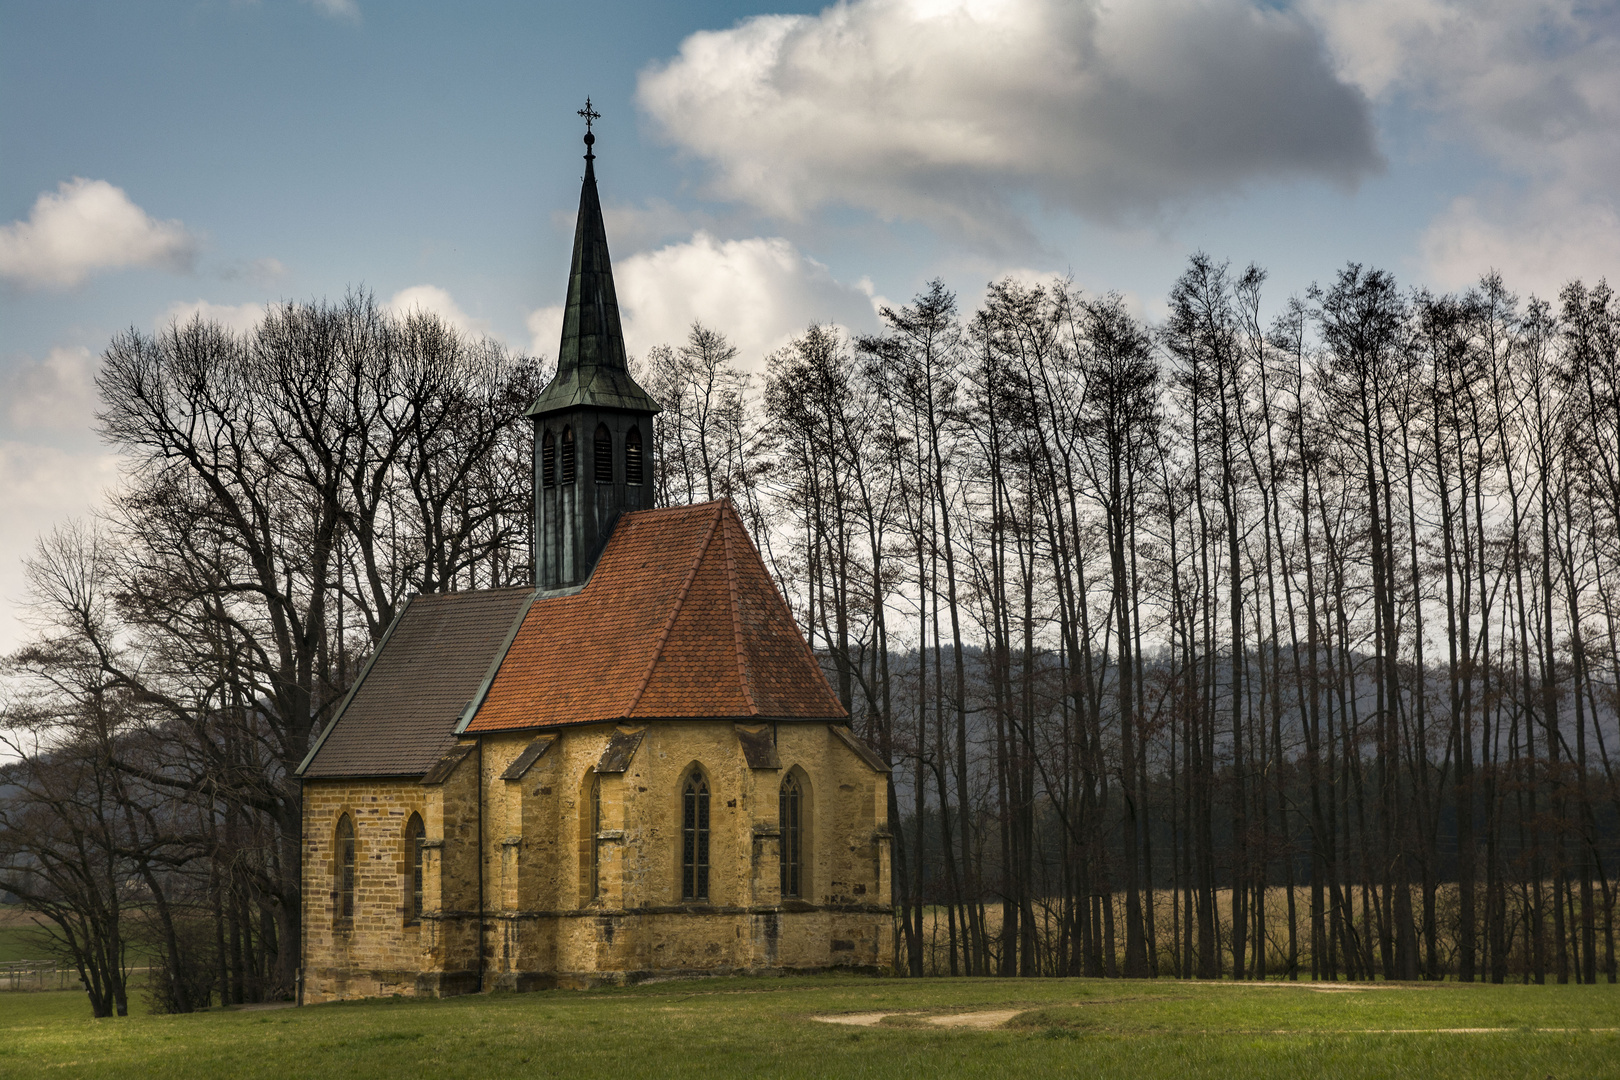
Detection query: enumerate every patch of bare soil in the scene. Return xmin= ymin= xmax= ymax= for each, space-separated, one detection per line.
xmin=924 ymin=1010 xmax=1022 ymax=1029
xmin=812 ymin=1009 xmax=1026 ymax=1030
xmin=811 ymin=1012 xmax=896 ymax=1026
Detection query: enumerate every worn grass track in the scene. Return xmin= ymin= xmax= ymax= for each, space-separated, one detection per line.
xmin=1 ymin=976 xmax=1615 ymax=1079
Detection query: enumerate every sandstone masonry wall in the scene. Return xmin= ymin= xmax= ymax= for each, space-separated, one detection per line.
xmin=302 ymin=720 xmax=890 ymax=1001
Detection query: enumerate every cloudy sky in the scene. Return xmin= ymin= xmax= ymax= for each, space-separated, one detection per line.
xmin=1 ymin=0 xmax=1616 ymax=650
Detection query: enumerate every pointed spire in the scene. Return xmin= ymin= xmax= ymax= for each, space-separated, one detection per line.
xmin=527 ymin=101 xmax=661 ymax=417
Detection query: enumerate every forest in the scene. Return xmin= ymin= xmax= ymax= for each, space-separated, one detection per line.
xmin=2 ymin=256 xmax=1617 ymax=1014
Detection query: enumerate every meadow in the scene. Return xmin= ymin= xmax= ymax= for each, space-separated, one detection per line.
xmin=1 ymin=975 xmax=1615 ymax=1080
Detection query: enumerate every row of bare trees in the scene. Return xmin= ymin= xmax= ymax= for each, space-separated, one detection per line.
xmin=5 ymin=260 xmax=1617 ymax=1018
xmin=653 ymin=262 xmax=1620 ymax=984
xmin=1 ymin=294 xmax=539 ymax=1013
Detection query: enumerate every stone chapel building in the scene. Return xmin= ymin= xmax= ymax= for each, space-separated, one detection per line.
xmin=294 ymin=125 xmax=892 ymax=1003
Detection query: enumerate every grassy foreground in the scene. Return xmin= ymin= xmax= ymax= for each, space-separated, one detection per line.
xmin=1 ymin=976 xmax=1615 ymax=1079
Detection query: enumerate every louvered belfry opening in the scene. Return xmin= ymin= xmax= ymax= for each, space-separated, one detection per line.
xmin=527 ymin=122 xmax=661 ymax=589
xmin=594 ymin=423 xmax=613 ymax=483
xmin=624 ymin=427 xmax=643 ymax=486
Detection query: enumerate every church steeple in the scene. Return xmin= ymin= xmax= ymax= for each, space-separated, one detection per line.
xmin=529 ymin=103 xmax=660 ymax=589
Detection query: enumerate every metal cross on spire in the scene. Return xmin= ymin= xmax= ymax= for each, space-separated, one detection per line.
xmin=578 ymin=97 xmax=600 ymax=136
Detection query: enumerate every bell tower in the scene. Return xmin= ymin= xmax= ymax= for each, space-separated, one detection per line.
xmin=529 ymin=101 xmax=660 ymax=589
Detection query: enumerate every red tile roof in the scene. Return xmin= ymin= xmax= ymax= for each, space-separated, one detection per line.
xmin=466 ymin=500 xmax=846 ymax=731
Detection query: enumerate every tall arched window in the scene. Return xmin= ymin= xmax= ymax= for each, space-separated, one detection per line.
xmin=405 ymin=813 xmax=425 ymax=924
xmin=594 ymin=424 xmax=613 ymax=484
xmin=589 ymin=773 xmax=603 ymax=900
xmin=541 ymin=430 xmax=556 ymax=488
xmin=624 ymin=426 xmax=644 ymax=486
xmin=779 ymin=774 xmax=803 ymax=898
xmin=335 ymin=813 xmax=355 ymax=923
xmin=681 ymin=772 xmax=710 ymax=901
xmin=560 ymin=427 xmax=576 ymax=484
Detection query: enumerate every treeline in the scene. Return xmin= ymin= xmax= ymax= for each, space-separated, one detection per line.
xmin=646 ymin=261 xmax=1620 ymax=985
xmin=0 ymin=294 xmax=539 ymax=1014
xmin=3 ymin=260 xmax=1618 ymax=1019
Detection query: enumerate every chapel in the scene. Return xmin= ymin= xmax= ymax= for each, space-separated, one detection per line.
xmin=294 ymin=118 xmax=892 ymax=1003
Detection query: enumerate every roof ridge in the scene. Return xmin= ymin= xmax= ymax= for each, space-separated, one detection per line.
xmin=721 ymin=506 xmax=760 ymax=717
xmin=623 ymin=499 xmax=725 ymax=520
xmin=621 ymin=501 xmax=725 ymax=718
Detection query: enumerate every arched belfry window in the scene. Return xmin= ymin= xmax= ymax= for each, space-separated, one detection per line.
xmin=335 ymin=813 xmax=355 ymax=923
xmin=625 ymin=426 xmax=644 ymax=486
xmin=594 ymin=423 xmax=613 ymax=484
xmin=560 ymin=427 xmax=576 ymax=485
xmin=405 ymin=813 xmax=425 ymax=924
xmin=681 ymin=771 xmax=710 ymax=901
xmin=541 ymin=430 xmax=556 ymax=488
xmin=780 ymin=773 xmax=804 ymax=899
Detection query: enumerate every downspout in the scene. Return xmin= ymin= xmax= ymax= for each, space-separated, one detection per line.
xmin=477 ymin=734 xmax=486 ymax=993
xmin=297 ymin=810 xmax=306 ymax=1006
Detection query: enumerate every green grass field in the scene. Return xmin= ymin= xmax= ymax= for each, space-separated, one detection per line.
xmin=1 ymin=976 xmax=1615 ymax=1079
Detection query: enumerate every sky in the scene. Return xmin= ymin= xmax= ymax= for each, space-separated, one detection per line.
xmin=1 ymin=0 xmax=1617 ymax=652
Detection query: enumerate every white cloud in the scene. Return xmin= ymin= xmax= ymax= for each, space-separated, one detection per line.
xmin=0 ymin=441 xmax=121 ymax=655
xmin=527 ymin=305 xmax=565 ymax=358
xmin=638 ymin=0 xmax=1378 ymax=240
xmin=161 ymin=299 xmax=267 ymax=335
xmin=1 ymin=347 xmax=97 ymax=434
xmin=528 ymin=233 xmax=878 ymax=369
xmin=305 ymin=0 xmax=360 ymax=23
xmin=597 ymin=199 xmax=716 ymax=254
xmin=613 ymin=232 xmax=881 ymax=370
xmin=385 ymin=285 xmax=490 ymax=337
xmin=1307 ymin=0 xmax=1620 ymax=292
xmin=1421 ymin=188 xmax=1620 ymax=296
xmin=0 ymin=178 xmax=197 ymax=288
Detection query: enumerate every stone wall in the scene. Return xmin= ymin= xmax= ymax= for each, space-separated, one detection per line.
xmin=301 ymin=777 xmax=435 ymax=1003
xmin=302 ymin=720 xmax=890 ymax=1001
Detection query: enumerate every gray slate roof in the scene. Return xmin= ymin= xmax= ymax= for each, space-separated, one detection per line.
xmin=299 ymin=586 xmax=533 ymax=778
xmin=525 ymin=141 xmax=661 ymax=418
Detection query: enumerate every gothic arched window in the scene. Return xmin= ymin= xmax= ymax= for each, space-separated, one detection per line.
xmin=541 ymin=430 xmax=556 ymax=488
xmin=779 ymin=773 xmax=804 ymax=899
xmin=624 ymin=426 xmax=644 ymax=486
xmin=335 ymin=813 xmax=355 ymax=924
xmin=405 ymin=813 xmax=425 ymax=924
xmin=588 ymin=772 xmax=604 ymax=901
xmin=560 ymin=427 xmax=576 ymax=485
xmin=681 ymin=771 xmax=710 ymax=901
xmin=594 ymin=424 xmax=613 ymax=484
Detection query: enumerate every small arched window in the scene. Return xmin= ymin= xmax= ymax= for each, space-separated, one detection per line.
xmin=541 ymin=430 xmax=556 ymax=488
xmin=405 ymin=813 xmax=425 ymax=924
xmin=780 ymin=774 xmax=803 ymax=899
xmin=682 ymin=772 xmax=710 ymax=901
xmin=625 ymin=426 xmax=644 ymax=486
xmin=560 ymin=427 xmax=576 ymax=485
xmin=335 ymin=813 xmax=355 ymax=923
xmin=594 ymin=424 xmax=613 ymax=484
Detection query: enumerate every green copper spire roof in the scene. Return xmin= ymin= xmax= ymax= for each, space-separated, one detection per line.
xmin=526 ymin=107 xmax=661 ymax=418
